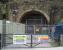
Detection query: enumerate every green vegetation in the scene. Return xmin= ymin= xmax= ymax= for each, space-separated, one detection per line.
xmin=0 ymin=0 xmax=10 ymax=20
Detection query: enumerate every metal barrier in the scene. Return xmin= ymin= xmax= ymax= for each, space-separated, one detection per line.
xmin=1 ymin=24 xmax=63 ymax=48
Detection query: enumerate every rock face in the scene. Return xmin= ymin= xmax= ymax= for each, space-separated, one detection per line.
xmin=8 ymin=0 xmax=63 ymax=24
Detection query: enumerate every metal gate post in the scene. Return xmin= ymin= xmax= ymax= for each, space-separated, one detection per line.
xmin=31 ymin=34 xmax=32 ymax=48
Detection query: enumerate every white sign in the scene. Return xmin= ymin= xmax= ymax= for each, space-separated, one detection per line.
xmin=13 ymin=35 xmax=27 ymax=44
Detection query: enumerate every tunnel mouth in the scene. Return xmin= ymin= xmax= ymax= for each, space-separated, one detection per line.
xmin=20 ymin=10 xmax=48 ymax=25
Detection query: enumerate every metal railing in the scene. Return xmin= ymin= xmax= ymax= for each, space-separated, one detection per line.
xmin=0 ymin=25 xmax=63 ymax=48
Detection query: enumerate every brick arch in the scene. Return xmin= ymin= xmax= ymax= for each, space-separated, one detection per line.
xmin=18 ymin=9 xmax=50 ymax=24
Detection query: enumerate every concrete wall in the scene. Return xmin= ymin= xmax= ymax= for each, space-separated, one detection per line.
xmin=6 ymin=21 xmax=25 ymax=34
xmin=0 ymin=20 xmax=2 ymax=34
xmin=0 ymin=20 xmax=25 ymax=34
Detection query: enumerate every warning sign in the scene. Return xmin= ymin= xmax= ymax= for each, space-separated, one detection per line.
xmin=38 ymin=35 xmax=49 ymax=43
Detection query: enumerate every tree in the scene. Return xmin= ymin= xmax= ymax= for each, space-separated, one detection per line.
xmin=0 ymin=0 xmax=9 ymax=20
xmin=49 ymin=0 xmax=60 ymax=25
xmin=0 ymin=0 xmax=8 ymax=4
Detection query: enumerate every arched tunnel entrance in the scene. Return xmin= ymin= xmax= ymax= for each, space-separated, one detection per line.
xmin=20 ymin=10 xmax=49 ymax=34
